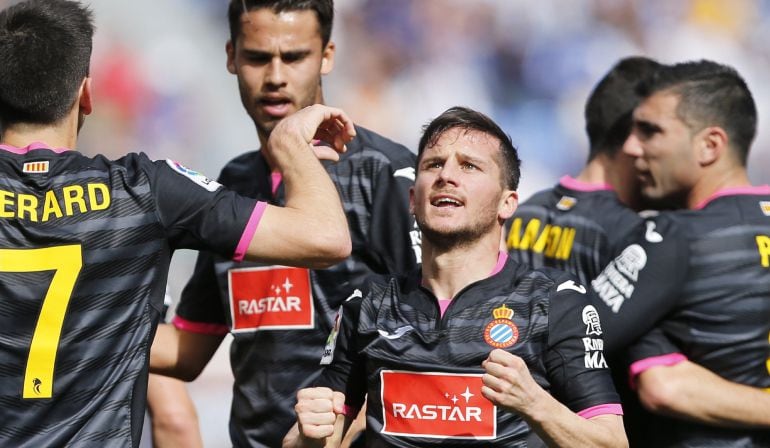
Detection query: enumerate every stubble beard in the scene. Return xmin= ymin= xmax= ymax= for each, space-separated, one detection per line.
xmin=417 ymin=214 xmax=496 ymax=252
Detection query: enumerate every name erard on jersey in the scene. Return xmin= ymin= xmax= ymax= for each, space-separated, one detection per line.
xmin=0 ymin=183 xmax=109 ymax=222
xmin=506 ymin=217 xmax=576 ymax=260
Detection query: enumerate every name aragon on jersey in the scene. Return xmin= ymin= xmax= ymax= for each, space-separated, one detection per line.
xmin=506 ymin=217 xmax=576 ymax=261
xmin=0 ymin=183 xmax=110 ymax=222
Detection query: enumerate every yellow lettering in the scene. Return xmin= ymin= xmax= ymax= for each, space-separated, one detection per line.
xmin=62 ymin=185 xmax=87 ymax=216
xmin=519 ymin=219 xmax=542 ymax=250
xmin=757 ymin=235 xmax=770 ymax=268
xmin=543 ymin=226 xmax=563 ymax=258
xmin=532 ymin=224 xmax=551 ymax=253
xmin=87 ymin=183 xmax=110 ymax=211
xmin=42 ymin=190 xmax=63 ymax=222
xmin=506 ymin=218 xmax=522 ymax=249
xmin=0 ymin=190 xmax=13 ymax=218
xmin=17 ymin=194 xmax=38 ymax=222
xmin=555 ymin=227 xmax=576 ymax=260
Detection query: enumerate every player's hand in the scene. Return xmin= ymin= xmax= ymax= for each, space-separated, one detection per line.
xmin=481 ymin=349 xmax=547 ymax=417
xmin=268 ymin=104 xmax=356 ymax=163
xmin=295 ymin=387 xmax=346 ymax=445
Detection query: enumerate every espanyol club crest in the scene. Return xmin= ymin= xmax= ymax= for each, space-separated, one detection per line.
xmin=483 ymin=304 xmax=519 ymax=348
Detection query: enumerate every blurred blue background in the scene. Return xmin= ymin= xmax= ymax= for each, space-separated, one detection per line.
xmin=3 ymin=0 xmax=768 ymax=445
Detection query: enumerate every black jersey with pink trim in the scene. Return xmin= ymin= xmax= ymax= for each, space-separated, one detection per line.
xmin=174 ymin=126 xmax=418 ymax=447
xmin=617 ymin=187 xmax=770 ymax=447
xmin=505 ymin=176 xmax=643 ymax=286
xmin=0 ymin=145 xmax=259 ymax=447
xmin=317 ymin=256 xmax=621 ymax=447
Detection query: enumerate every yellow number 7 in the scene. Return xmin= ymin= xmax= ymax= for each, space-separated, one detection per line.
xmin=0 ymin=245 xmax=82 ymax=399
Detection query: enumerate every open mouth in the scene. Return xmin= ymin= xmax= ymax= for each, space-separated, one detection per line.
xmin=431 ymin=196 xmax=463 ymax=208
xmin=259 ymin=97 xmax=292 ymax=117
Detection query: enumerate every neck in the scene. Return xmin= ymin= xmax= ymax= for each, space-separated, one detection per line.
xmin=420 ymin=231 xmax=502 ymax=300
xmin=687 ymin=164 xmax=751 ymax=209
xmin=575 ymin=154 xmax=612 ymax=186
xmin=1 ymin=116 xmax=78 ymax=150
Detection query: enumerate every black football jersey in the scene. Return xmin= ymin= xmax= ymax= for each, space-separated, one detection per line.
xmin=0 ymin=144 xmax=260 ymax=447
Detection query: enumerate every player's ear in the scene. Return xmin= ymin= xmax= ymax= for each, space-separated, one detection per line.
xmin=498 ymin=189 xmax=518 ymax=221
xmin=321 ymin=41 xmax=335 ymax=75
xmin=79 ymin=77 xmax=92 ymax=116
xmin=226 ymin=40 xmax=237 ymax=74
xmin=697 ymin=126 xmax=727 ymax=166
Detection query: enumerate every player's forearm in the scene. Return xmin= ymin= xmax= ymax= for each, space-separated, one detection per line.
xmin=269 ymin=131 xmax=351 ymax=265
xmin=637 ymin=361 xmax=770 ymax=427
xmin=523 ymin=395 xmax=627 ymax=448
xmin=149 ymin=324 xmax=220 ymax=381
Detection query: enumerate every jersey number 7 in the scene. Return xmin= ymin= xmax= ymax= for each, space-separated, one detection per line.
xmin=0 ymin=245 xmax=82 ymax=399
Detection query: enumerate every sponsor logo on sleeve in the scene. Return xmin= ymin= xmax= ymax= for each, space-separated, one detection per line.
xmin=483 ymin=305 xmax=519 ymax=349
xmin=380 ymin=371 xmax=496 ymax=439
xmin=581 ymin=305 xmax=608 ymax=369
xmin=228 ymin=266 xmax=313 ymax=332
xmin=591 ymin=244 xmax=647 ymax=313
xmin=320 ymin=289 xmax=362 ymax=365
xmin=166 ymin=159 xmax=222 ymax=192
xmin=22 ymin=161 xmax=49 ymax=174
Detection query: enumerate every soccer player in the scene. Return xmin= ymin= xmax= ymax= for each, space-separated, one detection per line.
xmin=504 ymin=56 xmax=661 ymax=288
xmin=148 ymin=0 xmax=419 ymax=446
xmin=598 ymin=60 xmax=770 ymax=446
xmin=0 ymin=0 xmax=353 ymax=446
xmin=284 ymin=107 xmax=627 ymax=447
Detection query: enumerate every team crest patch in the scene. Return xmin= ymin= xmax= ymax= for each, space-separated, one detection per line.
xmin=556 ymin=195 xmax=577 ymax=211
xmin=483 ymin=305 xmax=519 ymax=348
xmin=760 ymin=201 xmax=770 ymax=216
xmin=22 ymin=161 xmax=49 ymax=174
xmin=166 ymin=159 xmax=222 ymax=192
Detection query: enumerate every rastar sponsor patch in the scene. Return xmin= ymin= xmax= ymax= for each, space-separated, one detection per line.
xmin=228 ymin=266 xmax=313 ymax=331
xmin=380 ymin=371 xmax=496 ymax=439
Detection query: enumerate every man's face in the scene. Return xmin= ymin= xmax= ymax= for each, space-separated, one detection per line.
xmin=624 ymin=91 xmax=700 ymax=206
xmin=226 ymin=9 xmax=335 ymax=140
xmin=410 ymin=128 xmax=517 ymax=248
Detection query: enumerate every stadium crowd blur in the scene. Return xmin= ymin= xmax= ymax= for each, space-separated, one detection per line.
xmin=2 ymin=0 xmax=767 ymax=445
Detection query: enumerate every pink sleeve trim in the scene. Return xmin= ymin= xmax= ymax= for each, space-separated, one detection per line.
xmin=233 ymin=201 xmax=268 ymax=262
xmin=577 ymin=403 xmax=623 ymax=419
xmin=342 ymin=404 xmax=359 ymax=418
xmin=628 ymin=353 xmax=687 ymax=389
xmin=172 ymin=315 xmax=230 ymax=336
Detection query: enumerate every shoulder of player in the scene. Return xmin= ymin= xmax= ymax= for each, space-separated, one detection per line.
xmin=217 ymin=150 xmax=265 ymax=181
xmin=348 ymin=125 xmax=416 ymax=168
xmin=519 ymin=266 xmax=590 ymax=299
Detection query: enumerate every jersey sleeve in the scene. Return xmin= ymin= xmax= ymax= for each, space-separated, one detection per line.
xmin=368 ymin=163 xmax=421 ymax=271
xmin=590 ymin=214 xmax=689 ymax=355
xmin=627 ymin=327 xmax=686 ymax=387
xmin=149 ymin=159 xmax=264 ymax=260
xmin=315 ymin=288 xmax=368 ymax=416
xmin=545 ymin=274 xmax=622 ymax=417
xmin=172 ymin=250 xmax=230 ymax=335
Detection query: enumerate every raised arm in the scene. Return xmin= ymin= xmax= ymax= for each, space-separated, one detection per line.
xmin=245 ymin=105 xmax=355 ymax=268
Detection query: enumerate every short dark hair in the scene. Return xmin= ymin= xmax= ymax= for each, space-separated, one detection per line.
xmin=227 ymin=0 xmax=334 ymax=48
xmin=0 ymin=0 xmax=94 ymax=127
xmin=637 ymin=60 xmax=757 ymax=165
xmin=585 ymin=56 xmax=663 ymax=160
xmin=418 ymin=106 xmax=521 ymax=190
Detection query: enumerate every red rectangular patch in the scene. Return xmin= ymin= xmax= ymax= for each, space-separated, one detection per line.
xmin=380 ymin=370 xmax=496 ymax=439
xmin=228 ymin=266 xmax=313 ymax=332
